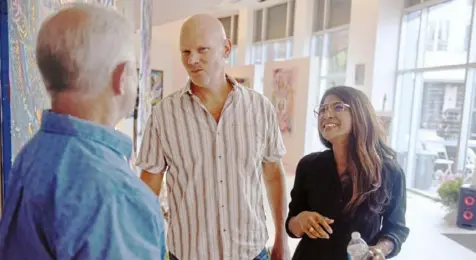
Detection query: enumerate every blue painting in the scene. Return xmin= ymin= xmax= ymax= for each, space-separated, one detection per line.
xmin=7 ymin=0 xmax=115 ymax=158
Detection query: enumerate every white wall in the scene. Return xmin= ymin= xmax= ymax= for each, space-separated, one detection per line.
xmin=346 ymin=0 xmax=404 ymax=111
xmin=150 ymin=19 xmax=188 ymax=96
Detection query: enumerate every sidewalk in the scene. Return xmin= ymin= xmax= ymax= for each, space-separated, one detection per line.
xmin=263 ymin=176 xmax=476 ymax=260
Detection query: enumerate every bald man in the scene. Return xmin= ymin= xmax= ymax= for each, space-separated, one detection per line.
xmin=0 ymin=4 xmax=166 ymax=259
xmin=137 ymin=14 xmax=289 ymax=260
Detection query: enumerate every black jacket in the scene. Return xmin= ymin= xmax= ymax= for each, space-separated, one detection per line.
xmin=285 ymin=150 xmax=410 ymax=259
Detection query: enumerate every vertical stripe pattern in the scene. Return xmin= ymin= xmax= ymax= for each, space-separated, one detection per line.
xmin=136 ymin=77 xmax=286 ymax=260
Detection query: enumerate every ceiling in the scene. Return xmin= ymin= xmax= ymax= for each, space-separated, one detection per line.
xmin=123 ymin=0 xmax=286 ymax=29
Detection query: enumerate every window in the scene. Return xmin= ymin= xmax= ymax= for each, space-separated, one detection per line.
xmin=398 ymin=11 xmax=421 ymax=70
xmin=218 ymin=14 xmax=239 ymax=65
xmin=251 ymin=1 xmax=295 ymax=64
xmin=327 ymin=0 xmax=352 ymax=28
xmin=394 ymin=0 xmax=476 ymax=196
xmin=404 ymin=0 xmax=423 ymax=8
xmin=218 ymin=15 xmax=239 ymax=45
xmin=254 ymin=10 xmax=263 ymax=43
xmin=311 ymin=0 xmax=351 ymax=76
xmin=266 ymin=3 xmax=288 ymax=40
xmin=308 ymin=0 xmax=351 ymax=154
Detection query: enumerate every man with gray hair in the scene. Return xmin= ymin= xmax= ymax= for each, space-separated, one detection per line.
xmin=0 ymin=4 xmax=166 ymax=259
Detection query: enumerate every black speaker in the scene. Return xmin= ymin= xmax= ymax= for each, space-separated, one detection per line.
xmin=456 ymin=184 xmax=476 ymax=230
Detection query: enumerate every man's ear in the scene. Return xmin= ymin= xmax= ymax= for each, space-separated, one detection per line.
xmin=223 ymin=39 xmax=232 ymax=59
xmin=112 ymin=62 xmax=127 ymax=95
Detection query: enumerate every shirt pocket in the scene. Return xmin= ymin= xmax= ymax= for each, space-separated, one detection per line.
xmin=230 ymin=120 xmax=266 ymax=167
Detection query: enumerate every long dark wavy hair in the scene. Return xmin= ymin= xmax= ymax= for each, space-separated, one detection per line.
xmin=319 ymin=86 xmax=396 ymax=216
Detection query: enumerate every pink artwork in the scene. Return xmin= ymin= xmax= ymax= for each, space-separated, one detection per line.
xmin=235 ymin=77 xmax=251 ymax=88
xmin=271 ymin=68 xmax=296 ymax=135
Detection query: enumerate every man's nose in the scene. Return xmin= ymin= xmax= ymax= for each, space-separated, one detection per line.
xmin=187 ymin=53 xmax=199 ymax=65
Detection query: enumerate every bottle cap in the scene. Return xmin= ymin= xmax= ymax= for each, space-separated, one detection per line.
xmin=351 ymin=232 xmax=361 ymax=240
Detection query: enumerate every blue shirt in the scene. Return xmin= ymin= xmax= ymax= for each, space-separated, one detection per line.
xmin=0 ymin=111 xmax=166 ymax=259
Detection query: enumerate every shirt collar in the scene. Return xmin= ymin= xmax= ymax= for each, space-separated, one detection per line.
xmin=40 ymin=110 xmax=132 ymax=159
xmin=180 ymin=74 xmax=240 ymax=97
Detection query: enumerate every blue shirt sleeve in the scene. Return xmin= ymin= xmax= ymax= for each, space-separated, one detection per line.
xmin=55 ymin=192 xmax=166 ymax=260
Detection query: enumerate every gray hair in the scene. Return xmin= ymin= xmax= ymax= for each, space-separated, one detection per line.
xmin=36 ymin=3 xmax=135 ymax=97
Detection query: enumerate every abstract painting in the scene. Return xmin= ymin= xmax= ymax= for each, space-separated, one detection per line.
xmin=271 ymin=68 xmax=296 ymax=135
xmin=133 ymin=68 xmax=161 ymax=151
xmin=150 ymin=69 xmax=163 ymax=105
xmin=6 ymin=0 xmax=116 ymax=159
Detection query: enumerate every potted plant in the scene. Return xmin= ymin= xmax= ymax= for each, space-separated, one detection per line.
xmin=437 ymin=177 xmax=464 ymax=224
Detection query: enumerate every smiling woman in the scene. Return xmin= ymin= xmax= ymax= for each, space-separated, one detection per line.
xmin=285 ymin=86 xmax=410 ymax=260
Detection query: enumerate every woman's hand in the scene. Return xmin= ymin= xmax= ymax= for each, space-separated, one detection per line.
xmin=368 ymin=246 xmax=386 ymax=260
xmin=295 ymin=211 xmax=334 ymax=239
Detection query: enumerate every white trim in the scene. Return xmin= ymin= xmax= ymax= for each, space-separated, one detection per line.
xmin=397 ymin=63 xmax=476 ymax=74
xmin=261 ymin=7 xmax=268 ymax=42
xmin=406 ymin=73 xmax=424 ymax=189
xmin=230 ymin=15 xmax=236 ymax=44
xmin=416 ymin=8 xmax=428 ymax=70
xmin=253 ymin=36 xmax=294 ymax=45
xmin=455 ymin=1 xmax=476 ymax=171
xmin=390 ymin=74 xmax=405 ymax=150
xmin=285 ymin=0 xmax=293 ymax=37
xmin=320 ymin=73 xmax=347 ymax=79
xmin=323 ymin=0 xmax=330 ymax=30
xmin=457 ymin=70 xmax=474 ymax=170
xmin=403 ymin=0 xmax=452 ymax=14
xmin=312 ymin=24 xmax=350 ymax=36
xmin=470 ymin=0 xmax=476 ymax=63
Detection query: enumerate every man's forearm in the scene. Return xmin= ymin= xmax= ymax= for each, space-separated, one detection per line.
xmin=263 ymin=161 xmax=287 ymax=240
xmin=140 ymin=170 xmax=166 ymax=195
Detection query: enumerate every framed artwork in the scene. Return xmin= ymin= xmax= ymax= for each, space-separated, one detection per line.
xmin=235 ymin=77 xmax=251 ymax=88
xmin=271 ymin=68 xmax=296 ymax=135
xmin=150 ymin=69 xmax=164 ymax=106
xmin=132 ymin=69 xmax=164 ymax=152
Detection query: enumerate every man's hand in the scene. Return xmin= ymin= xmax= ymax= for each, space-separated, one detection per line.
xmin=270 ymin=238 xmax=290 ymax=260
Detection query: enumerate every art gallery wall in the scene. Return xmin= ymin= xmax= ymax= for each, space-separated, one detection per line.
xmin=149 ymin=19 xmax=188 ymax=97
xmin=225 ymin=64 xmax=257 ymax=91
xmin=263 ymin=58 xmax=313 ymax=175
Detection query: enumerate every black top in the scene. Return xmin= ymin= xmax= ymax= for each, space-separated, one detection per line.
xmin=285 ymin=150 xmax=410 ymax=260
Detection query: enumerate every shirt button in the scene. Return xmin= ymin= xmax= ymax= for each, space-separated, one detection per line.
xmin=218 ymin=155 xmax=222 ymax=159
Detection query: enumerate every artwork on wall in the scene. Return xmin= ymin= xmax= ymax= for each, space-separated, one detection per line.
xmin=271 ymin=68 xmax=296 ymax=135
xmin=6 ymin=0 xmax=117 ymax=159
xmin=150 ymin=70 xmax=163 ymax=105
xmin=133 ymin=69 xmax=163 ymax=152
xmin=235 ymin=77 xmax=251 ymax=88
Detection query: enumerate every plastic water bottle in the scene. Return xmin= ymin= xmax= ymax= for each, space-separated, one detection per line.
xmin=347 ymin=232 xmax=370 ymax=260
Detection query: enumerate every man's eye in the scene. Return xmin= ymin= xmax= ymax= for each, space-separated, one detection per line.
xmin=199 ymin=48 xmax=209 ymax=53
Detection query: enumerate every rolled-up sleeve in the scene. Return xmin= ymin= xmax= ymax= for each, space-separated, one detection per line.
xmin=285 ymin=158 xmax=307 ymax=238
xmin=136 ymin=113 xmax=167 ymax=174
xmin=263 ymin=99 xmax=286 ymax=163
xmin=377 ymin=165 xmax=410 ymax=258
xmin=57 ymin=193 xmax=166 ymax=259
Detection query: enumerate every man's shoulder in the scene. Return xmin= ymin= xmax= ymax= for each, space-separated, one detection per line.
xmin=151 ymin=89 xmax=186 ymax=113
xmin=237 ymin=86 xmax=274 ymax=109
